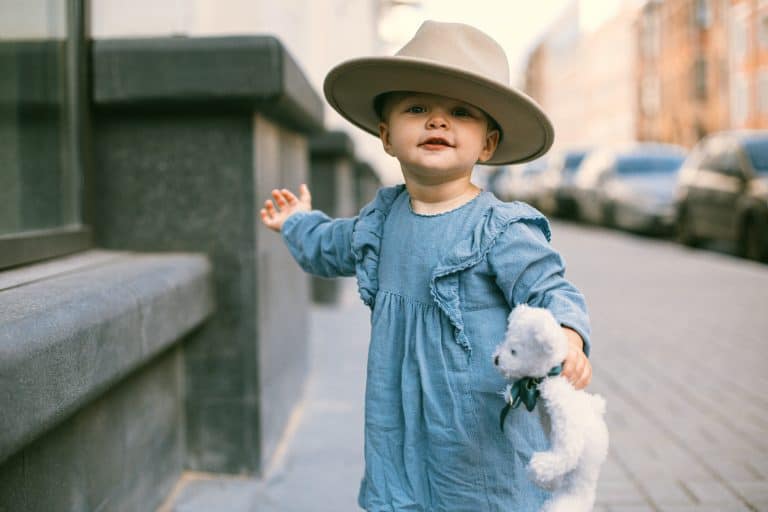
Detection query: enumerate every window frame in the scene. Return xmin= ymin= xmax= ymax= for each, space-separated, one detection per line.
xmin=0 ymin=0 xmax=92 ymax=270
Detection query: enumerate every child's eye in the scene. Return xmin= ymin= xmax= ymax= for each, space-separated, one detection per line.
xmin=406 ymin=105 xmax=425 ymax=114
xmin=453 ymin=108 xmax=471 ymax=117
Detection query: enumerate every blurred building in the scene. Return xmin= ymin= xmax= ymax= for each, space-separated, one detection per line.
xmin=523 ymin=38 xmax=548 ymax=108
xmin=636 ymin=0 xmax=730 ymax=147
xmin=523 ymin=0 xmax=641 ymax=150
xmin=729 ymin=0 xmax=768 ymax=130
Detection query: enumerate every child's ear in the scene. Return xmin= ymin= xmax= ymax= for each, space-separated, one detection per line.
xmin=378 ymin=122 xmax=395 ymax=156
xmin=477 ymin=129 xmax=500 ymax=163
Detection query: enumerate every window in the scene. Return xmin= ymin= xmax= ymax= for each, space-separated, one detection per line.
xmin=759 ymin=69 xmax=768 ymax=113
xmin=693 ymin=57 xmax=708 ymax=101
xmin=641 ymin=4 xmax=661 ymax=58
xmin=760 ymin=14 xmax=768 ymax=47
xmin=731 ymin=73 xmax=749 ymax=127
xmin=641 ymin=74 xmax=661 ymax=115
xmin=694 ymin=0 xmax=712 ymax=28
xmin=0 ymin=0 xmax=90 ymax=269
xmin=730 ymin=4 xmax=749 ymax=62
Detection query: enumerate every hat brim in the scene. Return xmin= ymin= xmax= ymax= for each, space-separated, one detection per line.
xmin=323 ymin=57 xmax=554 ymax=165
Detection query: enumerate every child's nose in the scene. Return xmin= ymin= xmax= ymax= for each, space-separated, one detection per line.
xmin=426 ymin=112 xmax=449 ymax=129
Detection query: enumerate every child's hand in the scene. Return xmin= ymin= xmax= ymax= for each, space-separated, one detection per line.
xmin=260 ymin=184 xmax=312 ymax=232
xmin=561 ymin=327 xmax=591 ymax=390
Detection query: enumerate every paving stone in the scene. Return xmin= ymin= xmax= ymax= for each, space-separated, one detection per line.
xmin=731 ymin=481 xmax=768 ymax=504
xmin=681 ymin=480 xmax=744 ymax=505
xmin=607 ymin=505 xmax=656 ymax=512
xmin=596 ymin=480 xmax=648 ymax=506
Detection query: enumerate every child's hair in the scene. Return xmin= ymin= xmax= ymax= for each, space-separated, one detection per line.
xmin=373 ymin=91 xmax=503 ymax=139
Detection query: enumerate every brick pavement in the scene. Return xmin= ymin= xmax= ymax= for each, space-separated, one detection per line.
xmin=168 ymin=221 xmax=768 ymax=511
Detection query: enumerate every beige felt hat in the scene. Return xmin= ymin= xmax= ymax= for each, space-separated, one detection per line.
xmin=323 ymin=20 xmax=555 ymax=165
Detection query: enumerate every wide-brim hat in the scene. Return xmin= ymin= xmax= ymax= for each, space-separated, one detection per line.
xmin=323 ymin=20 xmax=554 ymax=165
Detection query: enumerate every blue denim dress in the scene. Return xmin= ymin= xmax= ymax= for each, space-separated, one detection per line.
xmin=282 ymin=184 xmax=591 ymax=512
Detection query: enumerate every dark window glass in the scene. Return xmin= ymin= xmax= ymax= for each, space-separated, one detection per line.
xmin=743 ymin=139 xmax=768 ymax=174
xmin=1 ymin=0 xmax=78 ymax=236
xmin=693 ymin=57 xmax=707 ymax=100
xmin=616 ymin=155 xmax=685 ymax=175
xmin=0 ymin=0 xmax=90 ymax=269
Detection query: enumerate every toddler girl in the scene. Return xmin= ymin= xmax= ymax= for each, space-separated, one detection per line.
xmin=261 ymin=20 xmax=591 ymax=512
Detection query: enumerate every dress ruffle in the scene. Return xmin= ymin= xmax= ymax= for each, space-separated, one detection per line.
xmin=351 ymin=184 xmax=407 ymax=307
xmin=429 ymin=199 xmax=551 ymax=354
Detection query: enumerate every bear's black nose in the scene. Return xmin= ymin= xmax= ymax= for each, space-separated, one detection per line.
xmin=494 ymin=355 xmax=499 ymax=366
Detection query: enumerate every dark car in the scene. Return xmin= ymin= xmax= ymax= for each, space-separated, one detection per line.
xmin=675 ymin=130 xmax=768 ymax=261
xmin=573 ymin=143 xmax=686 ymax=228
xmin=536 ymin=149 xmax=591 ymax=218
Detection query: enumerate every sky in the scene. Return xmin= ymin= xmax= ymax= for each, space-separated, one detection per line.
xmin=378 ymin=0 xmax=626 ymax=85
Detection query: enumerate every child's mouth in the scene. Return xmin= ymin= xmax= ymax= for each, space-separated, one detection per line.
xmin=419 ymin=138 xmax=453 ymax=150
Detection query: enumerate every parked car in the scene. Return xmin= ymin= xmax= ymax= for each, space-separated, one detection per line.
xmin=675 ymin=130 xmax=768 ymax=262
xmin=573 ymin=143 xmax=687 ymax=228
xmin=537 ymin=148 xmax=591 ymax=218
xmin=493 ymin=157 xmax=547 ymax=205
xmin=605 ymin=148 xmax=687 ymax=235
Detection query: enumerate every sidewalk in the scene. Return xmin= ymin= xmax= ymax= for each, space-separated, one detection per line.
xmin=168 ymin=221 xmax=768 ymax=512
xmin=166 ymin=278 xmax=367 ymax=512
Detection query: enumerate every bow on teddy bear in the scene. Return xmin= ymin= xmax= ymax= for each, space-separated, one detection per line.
xmin=492 ymin=304 xmax=609 ymax=512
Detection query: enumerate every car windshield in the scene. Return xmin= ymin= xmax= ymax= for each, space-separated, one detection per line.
xmin=744 ymin=138 xmax=768 ymax=174
xmin=616 ymin=154 xmax=684 ymax=175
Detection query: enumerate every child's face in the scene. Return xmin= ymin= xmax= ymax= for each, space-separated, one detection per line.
xmin=377 ymin=92 xmax=499 ymax=179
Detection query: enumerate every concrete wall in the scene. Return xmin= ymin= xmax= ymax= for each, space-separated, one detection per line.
xmin=91 ymin=35 xmax=322 ymax=475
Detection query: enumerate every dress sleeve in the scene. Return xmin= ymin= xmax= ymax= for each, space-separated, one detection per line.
xmin=280 ymin=210 xmax=356 ymax=278
xmin=487 ymin=220 xmax=592 ymax=356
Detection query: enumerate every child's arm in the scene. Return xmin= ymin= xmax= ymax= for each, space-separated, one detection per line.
xmin=260 ymin=184 xmax=356 ymax=278
xmin=488 ymin=221 xmax=592 ymax=388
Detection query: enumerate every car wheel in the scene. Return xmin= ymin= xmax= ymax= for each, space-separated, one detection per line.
xmin=603 ymin=202 xmax=616 ymax=228
xmin=676 ymin=208 xmax=700 ymax=247
xmin=741 ymin=216 xmax=768 ymax=262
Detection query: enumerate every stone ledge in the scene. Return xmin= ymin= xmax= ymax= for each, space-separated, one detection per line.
xmin=0 ymin=250 xmax=215 ymax=464
xmin=92 ymin=35 xmax=324 ymax=134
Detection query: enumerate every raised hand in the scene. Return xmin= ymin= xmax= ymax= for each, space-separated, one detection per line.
xmin=260 ymin=183 xmax=313 ymax=232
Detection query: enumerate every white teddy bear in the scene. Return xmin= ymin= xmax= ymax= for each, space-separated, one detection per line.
xmin=492 ymin=304 xmax=609 ymax=512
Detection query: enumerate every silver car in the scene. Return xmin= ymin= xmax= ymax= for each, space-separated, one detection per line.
xmin=573 ymin=144 xmax=686 ymax=229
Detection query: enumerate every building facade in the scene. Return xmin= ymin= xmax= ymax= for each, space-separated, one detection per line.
xmin=636 ymin=0 xmax=731 ymax=147
xmin=729 ymin=0 xmax=768 ymax=130
xmin=524 ymin=1 xmax=640 ymax=150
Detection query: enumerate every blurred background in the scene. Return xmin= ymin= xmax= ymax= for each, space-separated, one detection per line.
xmin=1 ymin=1 xmax=767 ymax=511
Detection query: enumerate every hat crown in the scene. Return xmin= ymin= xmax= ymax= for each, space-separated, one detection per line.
xmin=395 ymin=21 xmax=510 ymax=87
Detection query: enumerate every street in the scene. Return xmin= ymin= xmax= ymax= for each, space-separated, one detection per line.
xmin=170 ymin=220 xmax=768 ymax=512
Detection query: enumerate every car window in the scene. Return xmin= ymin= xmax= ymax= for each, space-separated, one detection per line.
xmin=700 ymin=143 xmax=743 ymax=176
xmin=743 ymin=139 xmax=768 ymax=174
xmin=714 ymin=149 xmax=743 ymax=176
xmin=615 ymin=155 xmax=684 ymax=175
xmin=564 ymin=152 xmax=587 ymax=172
